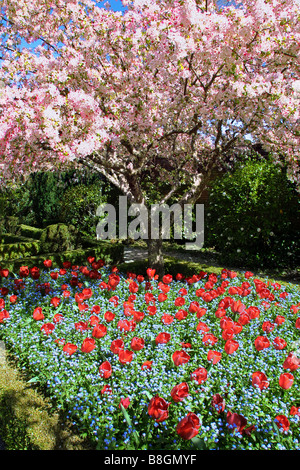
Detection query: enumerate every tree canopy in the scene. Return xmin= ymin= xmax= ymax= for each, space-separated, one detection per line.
xmin=0 ymin=0 xmax=299 ymax=193
xmin=0 ymin=0 xmax=299 ymax=273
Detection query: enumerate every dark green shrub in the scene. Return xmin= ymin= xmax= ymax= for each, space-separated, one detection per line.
xmin=15 ymin=224 xmax=43 ymax=240
xmin=1 ymin=169 xmax=111 ymax=229
xmin=0 ymin=240 xmax=42 ymax=262
xmin=58 ymin=183 xmax=109 ymax=238
xmin=3 ymin=216 xmax=19 ymax=235
xmin=1 ymin=184 xmax=35 ymax=227
xmin=27 ymin=172 xmax=65 ymax=227
xmin=205 ymin=158 xmax=300 ymax=269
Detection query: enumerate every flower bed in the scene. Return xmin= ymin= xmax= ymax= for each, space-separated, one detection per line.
xmin=0 ymin=258 xmax=299 ymax=450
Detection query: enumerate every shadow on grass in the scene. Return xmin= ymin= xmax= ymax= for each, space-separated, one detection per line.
xmin=0 ymin=356 xmax=96 ymax=451
xmin=0 ymin=391 xmax=40 ymax=450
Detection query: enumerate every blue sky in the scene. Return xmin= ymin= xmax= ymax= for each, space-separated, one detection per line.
xmin=3 ymin=1 xmax=237 ymax=54
xmin=96 ymin=1 xmax=127 ymax=12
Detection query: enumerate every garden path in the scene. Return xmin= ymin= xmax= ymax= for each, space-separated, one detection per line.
xmin=123 ymin=245 xmax=220 ymax=265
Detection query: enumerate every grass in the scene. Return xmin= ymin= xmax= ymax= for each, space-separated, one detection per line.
xmin=0 ymin=344 xmax=96 ymax=450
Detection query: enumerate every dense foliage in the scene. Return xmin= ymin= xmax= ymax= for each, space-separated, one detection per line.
xmin=205 ymin=158 xmax=300 ymax=269
xmin=0 ymin=170 xmax=115 ymax=235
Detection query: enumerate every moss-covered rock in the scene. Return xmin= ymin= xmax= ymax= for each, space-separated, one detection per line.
xmin=39 ymin=223 xmax=78 ymax=253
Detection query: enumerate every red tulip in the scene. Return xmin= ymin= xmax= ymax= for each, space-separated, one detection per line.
xmin=231 ymin=300 xmax=246 ymax=314
xmin=119 ymin=397 xmax=130 ymax=409
xmin=174 ymin=296 xmax=185 ymax=307
xmin=104 ymin=310 xmax=115 ymax=322
xmin=202 ymin=333 xmax=218 ymax=346
xmin=19 ymin=266 xmax=29 ymax=278
xmin=279 ymin=372 xmax=294 ymax=390
xmin=30 ymin=266 xmax=40 ymax=280
xmin=146 ymin=268 xmax=156 ymax=279
xmin=141 ymin=360 xmax=153 ymax=370
xmin=161 ymin=313 xmax=174 ymax=325
xmin=0 ymin=309 xmax=9 ymax=323
xmin=220 ymin=317 xmax=234 ymax=330
xmin=175 ymin=309 xmax=188 ymax=321
xmin=130 ymin=336 xmax=145 ymax=351
xmin=222 ymin=328 xmax=235 ymax=340
xmin=252 ymin=371 xmax=269 ymax=390
xmin=50 ymin=296 xmax=61 ymax=308
xmin=0 ymin=269 xmax=9 ymax=278
xmin=254 ymin=336 xmax=270 ymax=351
xmin=110 ymin=339 xmax=124 ymax=354
xmin=33 ymin=307 xmax=44 ymax=321
xmin=118 ymin=349 xmax=134 ymax=364
xmin=43 ymin=259 xmax=52 ymax=268
xmin=275 ymin=315 xmax=285 ymax=325
xmin=155 ymin=332 xmax=171 ymax=346
xmin=261 ymin=321 xmax=275 ymax=333
xmin=190 ymin=367 xmax=207 ymax=384
xmin=101 ymin=384 xmax=112 ymax=395
xmin=172 ymin=350 xmax=190 ymax=366
xmin=196 ymin=307 xmax=207 ymax=318
xmin=283 ymin=352 xmax=300 ymax=371
xmin=211 ymin=393 xmax=225 ymax=413
xmin=247 ymin=306 xmax=260 ymax=319
xmin=63 ymin=343 xmax=77 ymax=356
xmin=207 ymin=350 xmax=222 ymax=364
xmin=189 ymin=301 xmax=200 ymax=314
xmin=196 ymin=321 xmax=210 ymax=333
xmin=41 ymin=323 xmax=55 ymax=335
xmin=274 ymin=415 xmax=290 ymax=432
xmin=147 ymin=305 xmax=157 ymax=316
xmin=148 ymin=395 xmax=170 ymax=422
xmin=290 ymin=406 xmax=300 ymax=416
xmin=92 ymin=323 xmax=107 ymax=338
xmin=226 ymin=411 xmax=247 ymax=434
xmin=99 ymin=361 xmax=112 ymax=379
xmin=81 ymin=337 xmax=96 ymax=353
xmin=171 ymin=382 xmax=189 ymax=402
xmin=75 ymin=321 xmax=89 ymax=331
xmin=162 ymin=274 xmax=172 ymax=284
xmin=158 ymin=293 xmax=168 ymax=302
xmin=224 ymin=339 xmax=239 ymax=355
xmin=273 ymin=337 xmax=287 ymax=350
xmin=238 ymin=312 xmax=250 ymax=325
xmin=53 ymin=313 xmax=64 ymax=323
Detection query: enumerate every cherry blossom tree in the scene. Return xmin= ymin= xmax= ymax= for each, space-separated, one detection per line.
xmin=0 ymin=0 xmax=299 ymax=275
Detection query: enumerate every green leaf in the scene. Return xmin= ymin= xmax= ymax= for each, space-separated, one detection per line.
xmin=120 ymin=404 xmax=140 ymax=447
xmin=143 ymin=390 xmax=153 ymax=400
xmin=27 ymin=376 xmax=40 ymax=384
xmin=120 ymin=403 xmax=132 ymax=427
xmin=191 ymin=436 xmax=207 ymax=450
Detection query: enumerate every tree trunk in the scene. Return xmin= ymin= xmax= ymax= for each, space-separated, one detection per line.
xmin=147 ymin=237 xmax=165 ymax=279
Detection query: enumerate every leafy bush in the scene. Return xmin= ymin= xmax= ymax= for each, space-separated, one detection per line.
xmin=58 ymin=183 xmax=117 ymax=238
xmin=205 ymin=158 xmax=300 ymax=269
xmin=1 ymin=169 xmax=112 ymax=230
